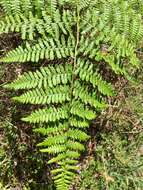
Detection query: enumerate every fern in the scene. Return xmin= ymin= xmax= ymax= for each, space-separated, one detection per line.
xmin=0 ymin=0 xmax=142 ymax=189
xmin=0 ymin=36 xmax=75 ymax=62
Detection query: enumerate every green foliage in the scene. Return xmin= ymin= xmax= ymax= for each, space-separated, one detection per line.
xmin=0 ymin=0 xmax=142 ymax=189
xmin=75 ymin=133 xmax=143 ymax=190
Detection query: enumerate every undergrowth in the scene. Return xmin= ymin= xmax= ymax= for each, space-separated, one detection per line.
xmin=75 ymin=132 xmax=143 ymax=190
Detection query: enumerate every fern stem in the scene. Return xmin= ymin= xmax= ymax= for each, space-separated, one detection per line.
xmin=70 ymin=4 xmax=80 ymax=99
xmin=62 ymin=3 xmax=81 ymax=181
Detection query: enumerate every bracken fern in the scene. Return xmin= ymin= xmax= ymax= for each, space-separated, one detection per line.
xmin=0 ymin=0 xmax=142 ymax=189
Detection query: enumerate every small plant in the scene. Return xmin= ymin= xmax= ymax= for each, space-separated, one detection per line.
xmin=0 ymin=0 xmax=142 ymax=189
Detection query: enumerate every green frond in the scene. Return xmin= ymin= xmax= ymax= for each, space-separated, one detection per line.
xmin=80 ymin=0 xmax=95 ymax=9
xmin=40 ymin=145 xmax=66 ymax=154
xmin=67 ymin=129 xmax=89 ymax=141
xmin=33 ymin=0 xmax=44 ymax=17
xmin=48 ymin=151 xmax=80 ymax=164
xmin=47 ymin=0 xmax=57 ymax=16
xmin=33 ymin=123 xmax=67 ymax=135
xmin=73 ymin=81 xmax=107 ymax=109
xmin=0 ymin=12 xmax=40 ymax=40
xmin=48 ymin=153 xmax=67 ymax=164
xmin=0 ymin=36 xmax=74 ymax=62
xmin=76 ymin=59 xmax=114 ymax=96
xmin=67 ymin=141 xmax=85 ymax=151
xmin=42 ymin=9 xmax=75 ymax=37
xmin=11 ymin=0 xmax=21 ymax=15
xmin=71 ymin=0 xmax=95 ymax=10
xmin=38 ymin=138 xmax=84 ymax=152
xmin=70 ymin=117 xmax=89 ymax=128
xmin=70 ymin=102 xmax=95 ymax=120
xmin=87 ymin=0 xmax=143 ymax=44
xmin=64 ymin=164 xmax=79 ymax=171
xmin=53 ymin=174 xmax=74 ymax=185
xmin=53 ymin=171 xmax=75 ymax=180
xmin=0 ymin=14 xmax=21 ymax=34
xmin=12 ymin=85 xmax=70 ymax=104
xmin=22 ymin=106 xmax=68 ymax=123
xmin=0 ymin=4 xmax=74 ymax=40
xmin=51 ymin=168 xmax=63 ymax=175
xmin=4 ymin=64 xmax=72 ymax=89
xmin=0 ymin=0 xmax=12 ymax=14
xmin=37 ymin=135 xmax=67 ymax=147
xmin=106 ymin=29 xmax=140 ymax=66
xmin=21 ymin=0 xmax=32 ymax=15
xmin=1 ymin=0 xmax=44 ymax=16
xmin=101 ymin=53 xmax=129 ymax=76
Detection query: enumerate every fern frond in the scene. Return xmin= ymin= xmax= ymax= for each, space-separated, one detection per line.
xmin=4 ymin=64 xmax=72 ymax=89
xmin=76 ymin=59 xmax=114 ymax=96
xmin=37 ymin=135 xmax=67 ymax=146
xmin=48 ymin=151 xmax=80 ymax=164
xmin=11 ymin=0 xmax=21 ymax=15
xmin=40 ymin=145 xmax=66 ymax=154
xmin=67 ymin=129 xmax=89 ymax=141
xmin=33 ymin=123 xmax=67 ymax=135
xmin=67 ymin=141 xmax=85 ymax=151
xmin=22 ymin=106 xmax=68 ymax=123
xmin=33 ymin=0 xmax=44 ymax=17
xmin=0 ymin=4 xmax=74 ymax=41
xmin=21 ymin=0 xmax=32 ymax=15
xmin=73 ymin=81 xmax=107 ymax=108
xmin=70 ymin=117 xmax=89 ymax=128
xmin=70 ymin=102 xmax=95 ymax=120
xmin=0 ymin=0 xmax=12 ymax=14
xmin=53 ymin=170 xmax=75 ymax=180
xmin=47 ymin=0 xmax=57 ymax=16
xmin=0 ymin=13 xmax=40 ymax=40
xmin=0 ymin=1 xmax=141 ymax=189
xmin=0 ymin=36 xmax=75 ymax=62
xmin=12 ymin=85 xmax=70 ymax=104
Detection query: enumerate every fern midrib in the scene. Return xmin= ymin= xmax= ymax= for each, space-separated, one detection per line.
xmin=62 ymin=4 xmax=81 ymax=176
xmin=70 ymin=5 xmax=80 ymax=99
